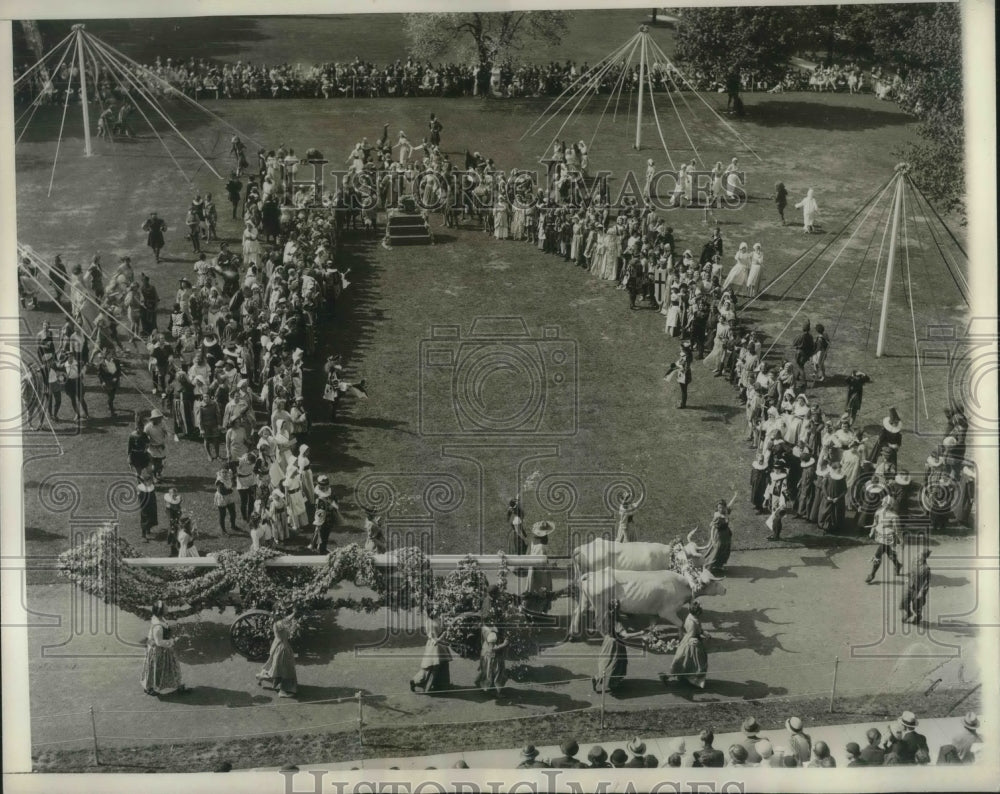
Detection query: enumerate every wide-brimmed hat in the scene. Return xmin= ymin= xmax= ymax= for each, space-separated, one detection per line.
xmin=560 ymin=740 xmax=579 ymax=757
xmin=742 ymin=717 xmax=761 ymax=734
xmin=627 ymin=737 xmax=646 ymax=755
xmin=149 ymin=409 xmax=164 ymax=420
xmin=520 ymin=745 xmax=539 ymax=760
xmin=786 ymin=716 xmax=804 ymax=733
xmin=587 ymin=745 xmax=608 ymax=763
xmin=894 ymin=472 xmax=911 ymax=486
xmin=531 ymin=520 xmax=556 ymax=537
xmin=963 ymin=712 xmax=980 ymax=731
xmin=316 ymin=475 xmax=330 ymax=486
xmin=899 ymin=711 xmax=919 ymax=730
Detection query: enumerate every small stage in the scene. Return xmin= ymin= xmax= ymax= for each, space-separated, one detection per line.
xmin=383 ymin=196 xmax=434 ymax=248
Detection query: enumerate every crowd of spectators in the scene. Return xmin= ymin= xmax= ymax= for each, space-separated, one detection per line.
xmin=13 ymin=53 xmax=901 ymax=107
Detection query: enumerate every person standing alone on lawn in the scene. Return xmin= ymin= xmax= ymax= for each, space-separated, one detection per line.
xmin=142 ymin=212 xmax=167 ymax=263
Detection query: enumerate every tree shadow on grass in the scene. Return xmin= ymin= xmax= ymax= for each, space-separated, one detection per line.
xmin=749 ymin=100 xmax=912 ymax=131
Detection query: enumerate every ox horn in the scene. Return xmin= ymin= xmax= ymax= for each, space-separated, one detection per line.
xmin=686 ymin=526 xmax=699 ymax=542
xmin=700 ymin=568 xmax=720 ymax=581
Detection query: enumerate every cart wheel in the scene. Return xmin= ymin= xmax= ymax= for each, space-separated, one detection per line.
xmin=230 ymin=609 xmax=273 ymax=661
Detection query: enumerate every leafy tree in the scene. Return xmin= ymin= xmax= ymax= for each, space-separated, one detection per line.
xmin=893 ymin=4 xmax=964 ymax=214
xmin=674 ymin=6 xmax=800 ymax=83
xmin=404 ymin=11 xmax=568 ymax=67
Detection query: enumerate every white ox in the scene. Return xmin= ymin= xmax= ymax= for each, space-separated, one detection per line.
xmin=568 ymin=567 xmax=726 ymax=637
xmin=571 ymin=532 xmax=705 ymax=577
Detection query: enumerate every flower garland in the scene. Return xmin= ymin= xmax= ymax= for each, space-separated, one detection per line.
xmin=58 ymin=528 xmax=541 ymax=663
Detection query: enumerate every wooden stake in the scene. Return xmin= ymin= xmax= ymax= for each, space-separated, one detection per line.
xmin=89 ymin=705 xmax=100 ymax=766
xmin=828 ymin=656 xmax=840 ymax=713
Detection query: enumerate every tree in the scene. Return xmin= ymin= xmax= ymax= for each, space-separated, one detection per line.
xmin=893 ymin=4 xmax=964 ymax=214
xmin=404 ymin=11 xmax=568 ymax=67
xmin=674 ymin=7 xmax=800 ymax=83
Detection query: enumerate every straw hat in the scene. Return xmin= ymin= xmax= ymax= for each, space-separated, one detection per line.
xmin=531 ymin=520 xmax=556 ymax=538
xmin=627 ymin=737 xmax=646 ymax=755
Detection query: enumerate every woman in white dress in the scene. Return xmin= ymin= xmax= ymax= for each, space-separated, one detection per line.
xmin=283 ymin=463 xmax=309 ymax=529
xmin=723 ymin=242 xmax=751 ymax=294
xmin=242 ymin=221 xmax=262 ymax=267
xmin=724 ymin=158 xmax=740 ymax=200
xmin=570 ymin=217 xmax=584 ymax=263
xmin=177 ymin=516 xmax=200 ymax=557
xmin=664 ymin=291 xmax=681 ymax=336
xmin=672 ymin=164 xmax=687 ymax=207
xmin=795 ymin=188 xmax=819 ymax=233
xmin=745 ymin=242 xmax=764 ymax=297
xmin=525 ymin=521 xmax=555 ymax=600
xmin=588 ymin=226 xmax=606 ymax=277
xmin=509 ymin=190 xmax=526 ymax=241
xmin=493 ymin=197 xmax=510 ymax=240
xmin=601 ymin=224 xmax=622 ymax=281
xmin=703 ymin=318 xmax=732 ymax=371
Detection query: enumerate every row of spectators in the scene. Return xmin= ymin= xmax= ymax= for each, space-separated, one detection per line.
xmin=13 ymin=54 xmax=900 ymax=105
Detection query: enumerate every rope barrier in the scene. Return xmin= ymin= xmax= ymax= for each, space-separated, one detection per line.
xmin=368 ymin=705 xmax=598 ymax=730
xmin=30 ymin=736 xmax=94 ymax=747
xmin=31 ymin=710 xmax=92 ymax=720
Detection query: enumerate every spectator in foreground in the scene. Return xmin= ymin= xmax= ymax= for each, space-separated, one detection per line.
xmin=860 ymin=728 xmax=885 ymax=765
xmin=845 ymin=742 xmax=865 ymax=766
xmin=810 ymin=741 xmax=836 ymax=767
xmin=587 ymin=746 xmax=609 ymax=768
xmin=516 ymin=746 xmax=549 ymax=769
xmin=755 ymin=740 xmax=774 ymax=766
xmin=693 ymin=729 xmax=725 ymax=767
xmin=785 ymin=716 xmax=812 ymax=763
xmin=549 ymin=740 xmax=585 ymax=768
xmin=951 ymin=712 xmax=982 ymax=762
xmin=609 ymin=749 xmax=628 ymax=768
xmin=728 ymin=744 xmax=749 ymax=766
xmin=740 ymin=716 xmax=766 ymax=763
xmin=624 ymin=737 xmax=646 ymax=768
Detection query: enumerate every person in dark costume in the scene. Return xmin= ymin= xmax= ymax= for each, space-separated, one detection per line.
xmin=869 ymin=407 xmax=903 ymax=465
xmin=142 ymin=212 xmax=167 ymax=263
xmin=900 ymin=548 xmax=931 ymax=624
xmin=844 ymin=369 xmax=871 ymax=423
xmin=592 ymin=600 xmax=643 ymax=694
xmin=818 ymin=460 xmax=848 ymax=533
xmin=701 ymin=501 xmax=732 ymax=575
xmin=794 ymin=450 xmax=816 ymax=518
xmin=749 ymin=452 xmax=769 ymax=512
xmin=773 ymin=182 xmax=789 ymax=225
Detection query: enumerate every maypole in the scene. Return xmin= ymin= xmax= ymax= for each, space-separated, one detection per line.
xmin=876 ymin=163 xmax=908 ymax=358
xmin=634 ymin=26 xmax=647 ymax=149
xmin=72 ymin=25 xmax=92 ymax=157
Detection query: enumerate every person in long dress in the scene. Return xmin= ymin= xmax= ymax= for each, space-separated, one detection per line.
xmin=474 ymin=624 xmax=509 ymax=697
xmin=410 ymin=615 xmax=452 ymax=693
xmin=593 ymin=600 xmax=644 ymax=694
xmin=724 ymin=158 xmax=740 ymax=200
xmin=795 ymin=188 xmax=819 ymax=233
xmin=570 ymin=217 xmax=584 ymax=264
xmin=256 ymin=612 xmax=298 ymax=697
xmin=283 ymin=464 xmax=309 ymax=529
xmin=525 ymin=521 xmax=555 ymax=601
xmin=745 ymin=243 xmax=764 ymax=297
xmin=588 ymin=226 xmax=606 ymax=277
xmin=722 ymin=242 xmax=750 ymax=294
xmin=177 ymin=516 xmax=200 ymax=557
xmin=661 ymin=601 xmax=709 ymax=688
xmin=141 ymin=601 xmax=190 ymax=696
xmin=818 ymin=460 xmax=848 ymax=533
xmin=242 ymin=220 xmax=262 ymax=267
xmin=601 ymin=225 xmax=621 ymax=281
xmin=703 ymin=318 xmax=732 ymax=373
xmin=493 ymin=197 xmax=510 ymax=240
xmin=701 ymin=503 xmax=732 ymax=575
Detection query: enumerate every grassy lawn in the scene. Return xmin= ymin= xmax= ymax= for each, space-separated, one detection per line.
xmin=14 ymin=15 xmax=975 ymax=775
xmin=32 ymin=686 xmax=980 ymax=772
xmin=17 ymin=86 xmax=966 ymax=580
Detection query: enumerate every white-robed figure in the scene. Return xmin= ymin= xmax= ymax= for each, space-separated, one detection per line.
xmin=644 ymin=159 xmax=656 ymax=199
xmin=746 ymin=242 xmax=764 ymax=296
xmin=703 ymin=317 xmax=732 ymax=371
xmin=671 ymin=164 xmax=687 ymax=207
xmin=795 ymin=188 xmax=819 ymax=232
xmin=140 ymin=601 xmax=189 ymax=696
xmin=664 ymin=290 xmax=682 ymax=336
xmin=283 ymin=463 xmax=309 ymax=529
xmin=493 ymin=196 xmax=510 ymax=239
xmin=394 ymin=131 xmax=413 ymax=166
xmin=600 ymin=224 xmax=622 ymax=281
xmin=242 ymin=220 xmax=262 ymax=267
xmin=723 ymin=242 xmax=751 ymax=293
xmin=723 ymin=157 xmax=740 ymax=200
